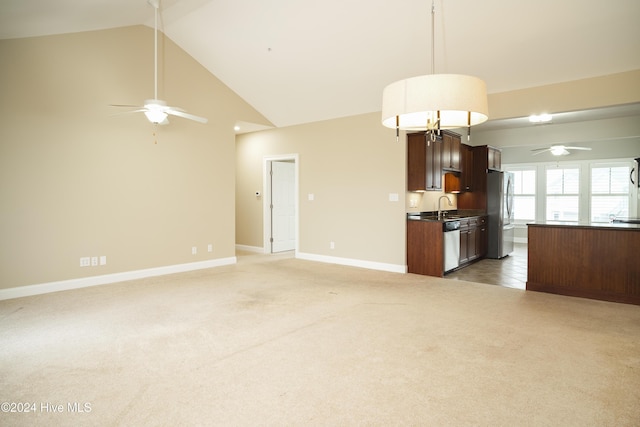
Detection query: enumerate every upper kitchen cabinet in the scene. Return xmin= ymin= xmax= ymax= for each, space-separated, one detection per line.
xmin=487 ymin=146 xmax=501 ymax=171
xmin=457 ymin=145 xmax=503 ymax=210
xmin=407 ymin=132 xmax=442 ymax=191
xmin=460 ymin=143 xmax=474 ymax=192
xmin=471 ymin=145 xmax=502 ymax=173
xmin=441 ymin=130 xmax=461 ymax=172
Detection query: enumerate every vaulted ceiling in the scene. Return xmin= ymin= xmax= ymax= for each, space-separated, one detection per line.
xmin=2 ymin=0 xmax=639 ymax=129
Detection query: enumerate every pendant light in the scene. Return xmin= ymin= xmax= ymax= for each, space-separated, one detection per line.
xmin=382 ymin=0 xmax=489 ymax=142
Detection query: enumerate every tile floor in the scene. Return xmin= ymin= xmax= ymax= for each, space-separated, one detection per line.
xmin=446 ymin=243 xmax=528 ymax=289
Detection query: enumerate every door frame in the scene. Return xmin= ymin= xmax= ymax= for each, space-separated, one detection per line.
xmin=263 ymin=154 xmax=299 ymax=254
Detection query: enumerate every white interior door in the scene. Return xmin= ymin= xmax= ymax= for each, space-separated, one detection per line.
xmin=271 ymin=161 xmax=296 ymax=252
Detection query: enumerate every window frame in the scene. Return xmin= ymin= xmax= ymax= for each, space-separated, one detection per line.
xmin=544 ymin=163 xmax=582 ymax=222
xmin=508 ymin=166 xmax=537 ymax=225
xmin=504 ymin=158 xmax=637 ymax=226
xmin=589 ymin=161 xmax=633 ymax=222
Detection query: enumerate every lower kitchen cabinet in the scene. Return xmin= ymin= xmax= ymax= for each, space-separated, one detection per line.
xmin=407 ymin=219 xmax=444 ymax=277
xmin=477 ymin=216 xmax=488 ymax=258
xmin=459 ymin=216 xmax=487 ymax=266
xmin=407 ymin=215 xmax=487 ymax=277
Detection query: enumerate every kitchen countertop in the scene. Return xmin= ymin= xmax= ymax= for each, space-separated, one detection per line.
xmin=528 ymin=220 xmax=640 ymax=230
xmin=407 ymin=211 xmax=486 ymax=222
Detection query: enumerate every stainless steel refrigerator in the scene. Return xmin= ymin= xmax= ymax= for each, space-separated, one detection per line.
xmin=487 ymin=171 xmax=514 ymax=259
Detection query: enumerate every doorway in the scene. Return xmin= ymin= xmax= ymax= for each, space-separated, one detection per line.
xmin=263 ymin=155 xmax=299 ymax=253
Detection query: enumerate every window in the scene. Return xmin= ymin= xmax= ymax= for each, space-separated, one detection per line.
xmin=590 ymin=165 xmax=630 ymax=222
xmin=512 ymin=169 xmax=536 ymax=221
xmin=546 ymin=167 xmax=579 ymax=221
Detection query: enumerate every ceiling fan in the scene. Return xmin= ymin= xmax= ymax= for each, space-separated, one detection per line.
xmin=531 ymin=145 xmax=592 ymax=156
xmin=111 ymin=0 xmax=207 ymax=125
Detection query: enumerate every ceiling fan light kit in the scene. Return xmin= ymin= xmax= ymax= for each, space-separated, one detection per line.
xmin=531 ymin=144 xmax=592 ymax=156
xmin=381 ymin=0 xmax=488 ymax=142
xmin=111 ymin=0 xmax=208 ymax=126
xmin=143 ymin=99 xmax=169 ymax=124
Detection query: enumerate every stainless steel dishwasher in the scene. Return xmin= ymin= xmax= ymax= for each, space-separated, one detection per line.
xmin=443 ymin=220 xmax=461 ymax=272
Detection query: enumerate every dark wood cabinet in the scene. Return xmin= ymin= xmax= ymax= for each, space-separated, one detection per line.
xmin=460 ymin=143 xmax=474 ymax=192
xmin=407 ymin=132 xmax=442 ymax=191
xmin=407 ymin=220 xmax=444 ymax=277
xmin=407 ymin=133 xmax=427 ymax=191
xmin=459 ymin=219 xmax=470 ymax=264
xmin=427 ymin=135 xmax=442 ymax=190
xmin=457 ymin=146 xmax=500 ymax=211
xmin=441 ymin=131 xmax=461 ymax=172
xmin=459 ymin=216 xmax=487 ymax=266
xmin=527 ymin=224 xmax=640 ymax=305
xmin=444 ymin=172 xmax=461 ymax=193
xmin=477 ymin=216 xmax=488 ymax=258
xmin=487 ymin=146 xmax=501 ymax=171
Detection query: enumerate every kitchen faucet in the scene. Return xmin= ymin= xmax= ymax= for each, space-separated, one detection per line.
xmin=438 ymin=195 xmax=452 ymax=220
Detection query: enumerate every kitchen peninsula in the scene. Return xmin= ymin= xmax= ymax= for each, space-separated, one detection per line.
xmin=527 ymin=221 xmax=640 ymax=305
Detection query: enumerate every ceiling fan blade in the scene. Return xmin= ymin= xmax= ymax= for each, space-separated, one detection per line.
xmin=166 ymin=108 xmax=208 ymax=124
xmin=531 ymin=148 xmax=551 ymax=156
xmin=566 ymin=146 xmax=592 ymax=151
xmin=109 ymin=104 xmax=143 ymax=108
xmin=110 ymin=108 xmax=148 ymax=117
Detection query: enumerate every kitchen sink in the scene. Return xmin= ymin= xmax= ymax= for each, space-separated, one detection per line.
xmin=407 ymin=214 xmax=473 ymax=221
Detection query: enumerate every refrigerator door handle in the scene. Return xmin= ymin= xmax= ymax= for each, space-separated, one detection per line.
xmin=505 ymin=175 xmax=514 ymax=223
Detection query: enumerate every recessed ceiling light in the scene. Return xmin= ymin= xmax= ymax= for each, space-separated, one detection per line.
xmin=529 ymin=113 xmax=552 ymax=123
xmin=234 ymin=125 xmax=240 ymax=131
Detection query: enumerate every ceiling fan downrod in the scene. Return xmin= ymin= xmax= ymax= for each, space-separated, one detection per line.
xmin=149 ymin=0 xmax=160 ymax=101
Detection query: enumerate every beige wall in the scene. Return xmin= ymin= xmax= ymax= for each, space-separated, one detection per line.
xmin=0 ymin=26 xmax=269 ymax=289
xmin=487 ymin=70 xmax=640 ymax=121
xmin=236 ymin=113 xmax=407 ymax=267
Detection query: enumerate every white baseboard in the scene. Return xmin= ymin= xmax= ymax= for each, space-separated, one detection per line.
xmin=235 ymin=244 xmax=264 ymax=253
xmin=0 ymin=257 xmax=237 ymax=301
xmin=297 ymin=252 xmax=407 ymax=274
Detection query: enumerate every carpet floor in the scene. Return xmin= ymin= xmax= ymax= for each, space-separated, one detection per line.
xmin=1 ymin=253 xmax=639 ymax=426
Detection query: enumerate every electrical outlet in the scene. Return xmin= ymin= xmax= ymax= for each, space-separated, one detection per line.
xmin=80 ymin=257 xmax=90 ymax=267
xmin=208 ymin=244 xmax=213 ymax=253
xmin=100 ymin=256 xmax=107 ymax=266
xmin=330 ymin=241 xmax=335 ymax=250
xmin=192 ymin=246 xmax=197 ymax=255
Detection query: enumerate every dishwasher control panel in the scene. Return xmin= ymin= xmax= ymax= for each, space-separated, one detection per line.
xmin=443 ymin=220 xmax=461 ymax=232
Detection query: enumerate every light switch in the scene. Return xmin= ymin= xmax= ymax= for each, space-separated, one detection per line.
xmin=308 ymin=193 xmax=315 ymax=201
xmin=389 ymin=193 xmax=399 ymax=202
